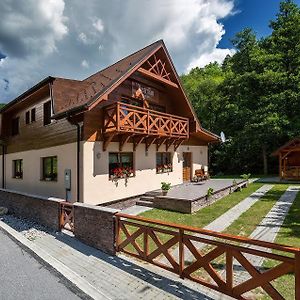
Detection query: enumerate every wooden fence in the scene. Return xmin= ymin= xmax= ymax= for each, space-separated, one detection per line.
xmin=115 ymin=213 xmax=300 ymax=300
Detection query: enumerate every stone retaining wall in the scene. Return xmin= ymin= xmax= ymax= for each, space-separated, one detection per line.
xmin=73 ymin=203 xmax=119 ymax=255
xmin=153 ymin=181 xmax=247 ymax=214
xmin=0 ymin=188 xmax=64 ymax=230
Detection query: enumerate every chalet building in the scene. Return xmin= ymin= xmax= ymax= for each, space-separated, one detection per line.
xmin=0 ymin=40 xmax=219 ymax=205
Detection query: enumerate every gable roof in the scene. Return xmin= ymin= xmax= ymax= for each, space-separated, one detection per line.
xmin=1 ymin=39 xmax=219 ymax=142
xmin=53 ymin=40 xmax=163 ymax=117
xmin=271 ymin=138 xmax=300 ymax=156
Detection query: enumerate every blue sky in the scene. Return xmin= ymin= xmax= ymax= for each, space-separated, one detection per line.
xmin=220 ymin=0 xmax=300 ymax=48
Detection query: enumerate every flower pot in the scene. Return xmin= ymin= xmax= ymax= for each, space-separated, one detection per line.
xmin=162 ymin=190 xmax=168 ymax=196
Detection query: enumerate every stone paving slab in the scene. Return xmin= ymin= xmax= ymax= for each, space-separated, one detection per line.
xmin=122 ymin=205 xmax=153 ymax=215
xmin=154 ymin=179 xmax=245 ymax=201
xmin=165 ymin=185 xmax=273 ymax=264
xmin=235 ymin=186 xmax=299 ymax=274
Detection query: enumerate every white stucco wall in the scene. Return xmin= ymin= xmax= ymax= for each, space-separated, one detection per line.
xmin=82 ymin=141 xmax=208 ymax=205
xmin=0 ymin=143 xmax=77 ymax=201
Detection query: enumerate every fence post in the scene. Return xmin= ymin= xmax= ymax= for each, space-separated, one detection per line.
xmin=226 ymin=249 xmax=233 ymax=294
xmin=115 ymin=215 xmax=120 ymax=252
xmin=179 ymin=228 xmax=184 ymax=278
xmin=296 ymin=251 xmax=300 ymax=300
xmin=144 ymin=228 xmax=149 ymax=259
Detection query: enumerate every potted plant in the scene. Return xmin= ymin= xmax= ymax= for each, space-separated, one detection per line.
xmin=161 ymin=182 xmax=171 ymax=196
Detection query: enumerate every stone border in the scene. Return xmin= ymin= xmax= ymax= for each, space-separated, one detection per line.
xmin=73 ymin=203 xmax=119 ymax=255
xmin=0 ymin=188 xmax=65 ymax=230
xmin=153 ymin=180 xmax=248 ymax=213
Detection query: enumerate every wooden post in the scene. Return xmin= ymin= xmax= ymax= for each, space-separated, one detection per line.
xmin=279 ymin=152 xmax=282 ymax=179
xmin=296 ymin=252 xmax=300 ymax=300
xmin=116 ymin=102 xmax=120 ymax=131
xmin=179 ymin=228 xmax=184 ymax=278
xmin=226 ymin=249 xmax=233 ymax=294
xmin=115 ymin=215 xmax=120 ymax=252
xmin=144 ymin=228 xmax=149 ymax=259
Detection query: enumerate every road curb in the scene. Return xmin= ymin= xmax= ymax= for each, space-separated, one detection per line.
xmin=0 ymin=220 xmax=111 ymax=300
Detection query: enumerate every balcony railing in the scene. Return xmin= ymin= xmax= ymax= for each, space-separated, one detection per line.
xmin=103 ymin=102 xmax=189 ymax=139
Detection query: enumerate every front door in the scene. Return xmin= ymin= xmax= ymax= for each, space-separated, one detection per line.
xmin=183 ymin=152 xmax=192 ymax=182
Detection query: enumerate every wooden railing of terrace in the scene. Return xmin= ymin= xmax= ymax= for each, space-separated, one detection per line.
xmin=103 ymin=102 xmax=189 ymax=151
xmin=115 ymin=213 xmax=300 ymax=300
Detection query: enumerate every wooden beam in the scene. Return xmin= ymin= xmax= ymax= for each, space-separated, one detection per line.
xmin=138 ymin=67 xmax=178 ymax=88
xmin=133 ymin=136 xmax=144 ymax=151
xmin=174 ymin=139 xmax=185 ymax=151
xmin=166 ymin=138 xmax=176 ymax=151
xmin=145 ymin=137 xmax=157 ymax=152
xmin=156 ymin=137 xmax=168 ymax=151
xmin=103 ymin=133 xmax=116 ymax=151
xmin=119 ymin=134 xmax=132 ymax=152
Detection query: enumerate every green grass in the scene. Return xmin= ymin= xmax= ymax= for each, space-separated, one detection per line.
xmin=140 ymin=182 xmax=263 ymax=228
xmin=120 ymin=182 xmax=263 ymax=256
xmin=223 ymin=184 xmax=288 ymax=237
xmin=261 ymin=188 xmax=300 ymax=300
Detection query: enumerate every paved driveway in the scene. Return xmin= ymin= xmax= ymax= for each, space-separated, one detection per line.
xmin=0 ymin=229 xmax=87 ymax=300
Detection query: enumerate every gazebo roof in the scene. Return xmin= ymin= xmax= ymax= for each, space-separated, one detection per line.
xmin=271 ymin=138 xmax=300 ymax=156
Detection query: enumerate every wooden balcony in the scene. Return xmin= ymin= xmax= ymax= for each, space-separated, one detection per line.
xmin=103 ymin=102 xmax=189 ymax=151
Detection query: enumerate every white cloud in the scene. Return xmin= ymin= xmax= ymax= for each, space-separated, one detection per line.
xmin=0 ymin=0 xmax=235 ymax=103
xmin=187 ymin=48 xmax=236 ymax=70
xmin=81 ymin=59 xmax=89 ymax=68
xmin=93 ymin=18 xmax=104 ymax=33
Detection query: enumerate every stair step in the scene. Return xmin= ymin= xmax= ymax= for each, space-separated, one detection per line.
xmin=136 ymin=200 xmax=154 ymax=207
xmin=140 ymin=195 xmax=155 ymax=201
xmin=145 ymin=191 xmax=161 ymax=197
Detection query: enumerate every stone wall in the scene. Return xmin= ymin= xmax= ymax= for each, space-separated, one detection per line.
xmin=73 ymin=203 xmax=119 ymax=255
xmin=0 ymin=188 xmax=64 ymax=230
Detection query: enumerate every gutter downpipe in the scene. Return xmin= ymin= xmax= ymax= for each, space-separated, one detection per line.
xmin=75 ymin=122 xmax=81 ymax=202
xmin=66 ymin=113 xmax=81 ymax=203
xmin=2 ymin=144 xmax=5 ymax=189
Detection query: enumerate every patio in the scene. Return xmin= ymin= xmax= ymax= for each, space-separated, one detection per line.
xmin=148 ymin=178 xmax=247 ymax=213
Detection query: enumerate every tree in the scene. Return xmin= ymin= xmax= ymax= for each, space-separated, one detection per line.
xmin=181 ymin=0 xmax=300 ymax=175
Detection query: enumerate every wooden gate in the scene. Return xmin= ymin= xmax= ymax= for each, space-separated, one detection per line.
xmin=60 ymin=202 xmax=74 ymax=232
xmin=115 ymin=213 xmax=300 ymax=300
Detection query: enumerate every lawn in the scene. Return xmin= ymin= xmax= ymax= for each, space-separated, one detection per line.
xmin=120 ymin=182 xmax=263 ymax=256
xmin=140 ymin=182 xmax=263 ymax=228
xmin=262 ymin=187 xmax=300 ymax=300
xmin=222 ymin=184 xmax=288 ymax=237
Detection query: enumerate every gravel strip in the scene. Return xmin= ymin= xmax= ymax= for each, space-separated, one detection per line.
xmin=0 ymin=214 xmax=56 ymax=241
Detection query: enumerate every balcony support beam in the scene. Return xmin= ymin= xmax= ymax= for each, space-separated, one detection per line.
xmin=166 ymin=138 xmax=176 ymax=151
xmin=174 ymin=139 xmax=185 ymax=151
xmin=119 ymin=134 xmax=132 ymax=152
xmin=133 ymin=136 xmax=145 ymax=151
xmin=103 ymin=133 xmax=116 ymax=151
xmin=156 ymin=137 xmax=168 ymax=151
xmin=145 ymin=137 xmax=157 ymax=152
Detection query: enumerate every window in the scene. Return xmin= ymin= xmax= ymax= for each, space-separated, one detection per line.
xmin=42 ymin=156 xmax=57 ymax=181
xmin=31 ymin=108 xmax=36 ymax=122
xmin=109 ymin=152 xmax=134 ymax=179
xmin=156 ymin=152 xmax=172 ymax=173
xmin=25 ymin=111 xmax=30 ymax=124
xmin=43 ymin=101 xmax=52 ymax=126
xmin=13 ymin=159 xmax=23 ymax=179
xmin=11 ymin=117 xmax=19 ymax=136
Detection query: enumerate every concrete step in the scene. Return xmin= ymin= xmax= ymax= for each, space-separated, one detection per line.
xmin=139 ymin=195 xmax=155 ymax=202
xmin=136 ymin=200 xmax=154 ymax=207
xmin=144 ymin=191 xmax=161 ymax=197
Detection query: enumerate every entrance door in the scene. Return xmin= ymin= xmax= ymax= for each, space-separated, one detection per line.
xmin=183 ymin=152 xmax=192 ymax=182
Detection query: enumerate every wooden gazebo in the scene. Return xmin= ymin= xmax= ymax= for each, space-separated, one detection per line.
xmin=272 ymin=138 xmax=300 ymax=180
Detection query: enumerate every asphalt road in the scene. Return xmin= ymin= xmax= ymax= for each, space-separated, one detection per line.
xmin=0 ymin=229 xmax=89 ymax=300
